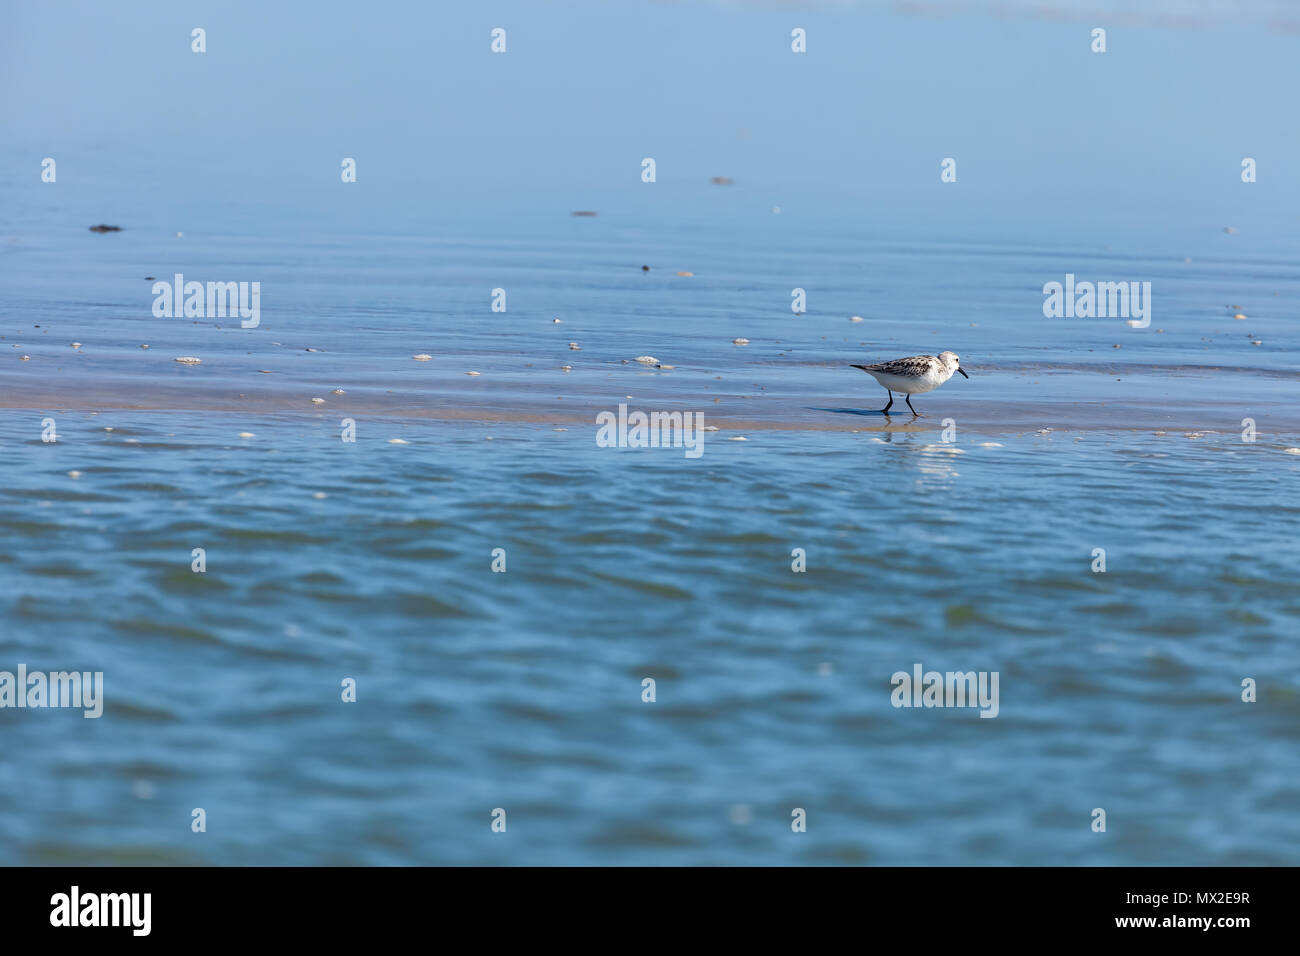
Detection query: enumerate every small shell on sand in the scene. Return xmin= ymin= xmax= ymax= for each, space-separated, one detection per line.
xmin=174 ymin=356 xmax=202 ymax=365
xmin=849 ymin=316 xmax=864 ymax=322
xmin=311 ymin=397 xmax=325 ymax=404
xmin=552 ymin=318 xmax=562 ymax=323
xmin=1234 ymin=313 xmax=1247 ymax=320
xmin=312 ymin=492 xmax=327 ymax=499
xmin=569 ymin=342 xmax=582 ymax=350
xmin=331 ymin=388 xmax=345 ymax=394
xmin=1252 ymin=340 xmax=1262 ymax=345
xmin=634 ymin=355 xmax=658 ymax=364
xmin=978 ymin=442 xmax=1003 ymax=448
xmin=675 ymin=271 xmax=694 ymax=277
xmin=1284 ymin=448 xmax=1300 ymax=455
xmin=238 ymin=432 xmax=255 ymax=438
xmin=658 ymin=364 xmax=675 ymax=369
xmin=560 ymin=365 xmax=573 ymax=371
xmin=305 ymin=347 xmax=319 ymax=352
xmin=20 ymin=355 xmax=30 ymax=361
xmin=732 ymin=338 xmax=749 ymax=345
xmin=71 ymin=342 xmax=82 ymax=349
xmin=412 ymin=354 xmax=433 ymax=361
xmin=702 ymin=425 xmax=720 ymax=432
xmin=466 ymin=370 xmax=480 ymax=376
xmin=67 ymin=470 xmax=82 ymax=479
xmin=388 ymin=439 xmax=409 ymax=444
xmin=1125 ymin=320 xmax=1142 ymax=327
xmin=728 ymin=436 xmax=747 ymax=441
xmin=140 ymin=344 xmax=149 ymax=349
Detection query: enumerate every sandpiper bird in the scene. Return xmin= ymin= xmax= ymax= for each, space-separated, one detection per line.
xmin=851 ymin=350 xmax=968 ymax=414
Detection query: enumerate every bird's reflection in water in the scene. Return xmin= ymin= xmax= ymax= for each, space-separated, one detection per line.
xmin=913 ymin=442 xmax=964 ymax=485
xmin=867 ymin=430 xmax=963 ymax=485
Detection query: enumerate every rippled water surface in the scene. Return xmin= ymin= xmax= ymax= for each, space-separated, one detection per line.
xmin=5 ymin=0 xmax=1300 ymax=871
xmin=3 ymin=108 xmax=1300 ymax=865
xmin=2 ymin=405 xmax=1299 ymax=864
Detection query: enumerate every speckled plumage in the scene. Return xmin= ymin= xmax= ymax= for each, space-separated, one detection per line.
xmin=857 ymin=355 xmax=945 ymax=379
xmin=852 ymin=350 xmax=968 ymax=413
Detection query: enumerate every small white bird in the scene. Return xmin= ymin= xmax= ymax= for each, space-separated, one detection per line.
xmin=851 ymin=350 xmax=968 ymax=415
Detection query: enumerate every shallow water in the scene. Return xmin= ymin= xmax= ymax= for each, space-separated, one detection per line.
xmin=3 ymin=0 xmax=1299 ymax=864
xmin=1 ymin=401 xmax=1299 ymax=863
xmin=5 ymin=217 xmax=1299 ymax=438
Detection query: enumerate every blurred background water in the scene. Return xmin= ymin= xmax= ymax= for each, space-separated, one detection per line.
xmin=1 ymin=0 xmax=1297 ymax=864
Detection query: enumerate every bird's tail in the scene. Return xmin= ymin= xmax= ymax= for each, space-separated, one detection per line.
xmin=850 ymin=364 xmax=871 ymax=372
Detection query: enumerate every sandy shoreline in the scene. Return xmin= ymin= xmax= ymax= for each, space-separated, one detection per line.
xmin=5 ymin=381 xmax=1298 ymax=436
xmin=5 ymin=348 xmax=1298 ymax=435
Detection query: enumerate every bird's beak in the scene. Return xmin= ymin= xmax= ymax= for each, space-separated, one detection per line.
xmin=957 ymin=367 xmax=969 ymax=379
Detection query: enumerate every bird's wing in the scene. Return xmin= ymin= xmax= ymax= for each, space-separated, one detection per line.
xmin=853 ymin=355 xmax=936 ymax=375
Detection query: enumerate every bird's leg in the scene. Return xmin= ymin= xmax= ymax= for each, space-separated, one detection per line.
xmin=880 ymin=391 xmax=894 ymax=413
xmin=905 ymin=394 xmax=918 ymax=415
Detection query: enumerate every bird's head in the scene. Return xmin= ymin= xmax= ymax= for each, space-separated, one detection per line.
xmin=939 ymin=350 xmax=969 ymax=379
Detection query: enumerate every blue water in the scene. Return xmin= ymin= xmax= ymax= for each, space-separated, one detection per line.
xmin=1 ymin=409 xmax=1299 ymax=864
xmin=4 ymin=191 xmax=1300 ymax=865
xmin=3 ymin=0 xmax=1300 ymax=866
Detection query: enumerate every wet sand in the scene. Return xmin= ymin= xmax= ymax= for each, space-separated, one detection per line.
xmin=5 ymin=362 xmax=1299 ymax=437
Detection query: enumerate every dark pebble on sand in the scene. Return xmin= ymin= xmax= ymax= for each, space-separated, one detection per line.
xmin=641 ymin=265 xmax=649 ymax=271
xmin=88 ymin=224 xmax=121 ymax=232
